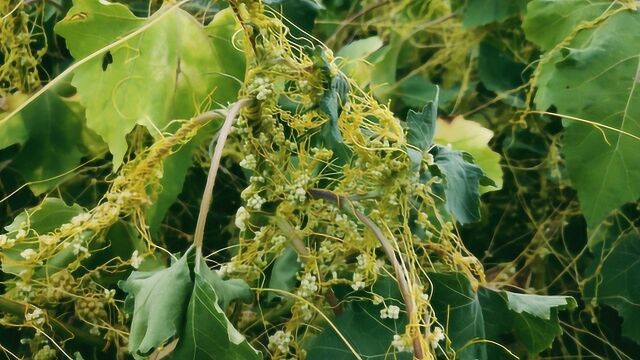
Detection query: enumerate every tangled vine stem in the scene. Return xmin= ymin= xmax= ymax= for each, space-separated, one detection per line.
xmin=273 ymin=217 xmax=343 ymax=315
xmin=307 ymin=188 xmax=424 ymax=359
xmin=0 ymin=296 xmax=103 ymax=347
xmin=193 ymin=99 xmax=251 ymax=272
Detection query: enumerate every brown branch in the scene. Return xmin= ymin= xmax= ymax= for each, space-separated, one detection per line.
xmin=193 ymin=99 xmax=251 ymax=271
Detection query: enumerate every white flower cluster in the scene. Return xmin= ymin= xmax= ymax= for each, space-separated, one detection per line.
xmin=70 ymin=212 xmax=91 ymax=226
xmin=271 ymin=234 xmax=287 ymax=247
xmin=25 ymin=307 xmax=46 ymax=326
xmin=235 ymin=206 xmax=250 ymax=231
xmin=297 ymin=273 xmax=318 ymax=298
xmin=72 ymin=242 xmax=90 ymax=257
xmin=285 ymin=174 xmax=310 ymax=203
xmin=0 ymin=234 xmax=15 ymax=248
xmin=20 ymin=248 xmax=37 ymax=261
xmin=268 ymin=330 xmax=292 ymax=354
xmin=351 ymin=272 xmax=366 ymax=291
xmin=380 ymin=305 xmax=400 ymax=320
xmin=391 ymin=334 xmax=411 ymax=352
xmin=39 ymin=234 xmax=56 ymax=246
xmin=428 ymin=326 xmax=445 ymax=348
xmin=247 ymin=194 xmax=266 ymax=210
xmin=250 ymin=76 xmax=273 ymax=101
xmin=130 ymin=250 xmax=143 ymax=269
xmin=239 ymin=154 xmax=257 ymax=170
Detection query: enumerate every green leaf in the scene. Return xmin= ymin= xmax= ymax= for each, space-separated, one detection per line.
xmin=432 ymin=146 xmax=485 ymax=224
xmin=434 ymin=116 xmax=503 ymax=192
xmin=430 ymin=273 xmax=575 ymax=357
xmin=119 ymin=251 xmax=193 ymax=358
xmin=307 ymin=277 xmax=410 ymax=360
xmin=55 ymin=1 xmax=243 ymax=169
xmin=429 ymin=273 xmax=487 ymax=360
xmin=263 ymin=0 xmax=321 ymax=38
xmin=170 ymin=259 xmax=260 ymax=360
xmin=336 ymin=36 xmax=383 ymax=87
xmin=463 ymin=0 xmax=527 ymax=28
xmin=584 ymin=233 xmax=640 ymax=344
xmin=145 ymin=8 xmax=243 ymax=232
xmin=1 ymin=198 xmax=84 ymax=276
xmin=405 ymin=91 xmax=438 ymax=171
xmin=531 ymin=7 xmax=640 ymax=227
xmin=477 ymin=41 xmax=526 ymax=98
xmin=523 ymin=0 xmax=613 ymax=51
xmin=267 ymin=246 xmax=300 ymax=301
xmin=0 ymin=92 xmax=87 ymax=194
xmin=370 ymin=33 xmax=403 ymax=101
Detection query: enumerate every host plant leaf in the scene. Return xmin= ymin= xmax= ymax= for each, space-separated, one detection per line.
xmin=0 ymin=92 xmax=86 ymax=194
xmin=169 ymin=259 xmax=259 ymax=360
xmin=528 ymin=5 xmax=640 ymax=227
xmin=119 ymin=252 xmax=193 ymax=358
xmin=434 ymin=116 xmax=503 ymax=191
xmin=55 ymin=1 xmax=242 ymax=169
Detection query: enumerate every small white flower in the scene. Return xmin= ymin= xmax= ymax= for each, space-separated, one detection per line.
xmin=391 ymin=334 xmax=411 ymax=352
xmin=351 ymin=273 xmax=366 ymax=291
xmin=297 ymin=273 xmax=318 ymax=298
xmin=268 ymin=330 xmax=292 ymax=354
xmin=0 ymin=234 xmax=15 ymax=248
xmin=380 ymin=305 xmax=400 ymax=320
xmin=429 ymin=326 xmax=445 ymax=348
xmin=70 ymin=212 xmax=91 ymax=226
xmin=15 ymin=229 xmax=27 ymax=241
xmin=90 ymin=326 xmax=101 ymax=335
xmin=130 ymin=250 xmax=143 ymax=269
xmin=239 ymin=154 xmax=257 ymax=170
xmin=72 ymin=243 xmax=89 ymax=257
xmin=39 ymin=234 xmax=57 ymax=246
xmin=25 ymin=307 xmax=45 ymax=326
xmin=20 ymin=248 xmax=37 ymax=260
xmin=235 ymin=206 xmax=250 ymax=231
xmin=104 ymin=289 xmax=116 ymax=301
xmin=421 ymin=293 xmax=429 ymax=302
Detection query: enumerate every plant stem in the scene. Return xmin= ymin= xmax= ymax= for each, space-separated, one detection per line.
xmin=307 ymin=188 xmax=424 ymax=359
xmin=193 ymin=99 xmax=251 ymax=272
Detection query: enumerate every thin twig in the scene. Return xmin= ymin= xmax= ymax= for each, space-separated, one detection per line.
xmin=193 ymin=99 xmax=251 ymax=272
xmin=307 ymin=188 xmax=424 ymax=359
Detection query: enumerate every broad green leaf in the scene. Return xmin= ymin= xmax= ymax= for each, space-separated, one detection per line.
xmin=503 ymin=292 xmax=575 ymax=320
xmin=405 ymin=91 xmax=438 ymax=171
xmin=477 ymin=41 xmax=526 ymax=100
xmin=531 ymin=8 xmax=640 ymax=227
xmin=55 ymin=1 xmax=242 ymax=169
xmin=263 ymin=0 xmax=321 ymax=38
xmin=170 ymin=259 xmax=259 ymax=360
xmin=146 ymin=8 xmax=244 ymax=233
xmin=584 ymin=233 xmax=640 ymax=344
xmin=523 ymin=0 xmax=613 ymax=51
xmin=433 ymin=146 xmax=486 ymax=224
xmin=434 ymin=116 xmax=503 ymax=192
xmin=1 ymin=198 xmax=84 ymax=276
xmin=119 ymin=251 xmax=193 ymax=358
xmin=463 ymin=0 xmax=527 ymax=28
xmin=307 ymin=277 xmax=410 ymax=360
xmin=429 ymin=273 xmax=487 ymax=360
xmin=370 ymin=33 xmax=403 ymax=101
xmin=430 ymin=273 xmax=575 ymax=357
xmin=336 ymin=36 xmax=383 ymax=86
xmin=315 ymin=48 xmax=352 ymax=164
xmin=267 ymin=246 xmax=300 ymax=301
xmin=0 ymin=92 xmax=87 ymax=194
